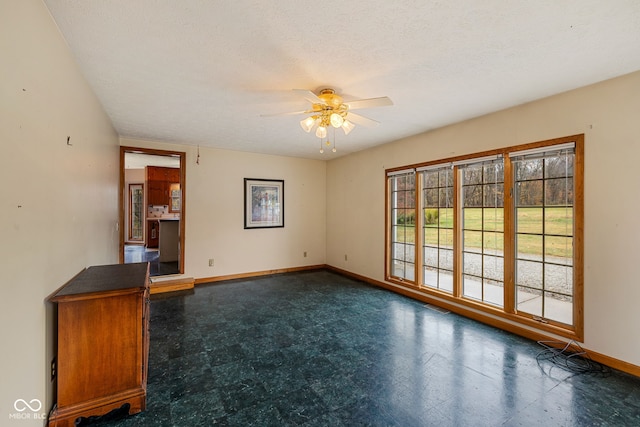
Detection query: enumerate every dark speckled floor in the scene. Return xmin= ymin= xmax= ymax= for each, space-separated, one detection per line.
xmin=110 ymin=270 xmax=640 ymax=426
xmin=124 ymin=244 xmax=179 ymax=276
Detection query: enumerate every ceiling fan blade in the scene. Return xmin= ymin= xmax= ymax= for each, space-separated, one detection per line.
xmin=345 ymin=96 xmax=393 ymax=110
xmin=260 ymin=110 xmax=314 ymax=117
xmin=346 ymin=112 xmax=380 ymax=127
xmin=293 ymin=89 xmax=325 ymax=105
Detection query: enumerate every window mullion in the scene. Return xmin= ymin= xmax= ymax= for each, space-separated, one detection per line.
xmin=503 ymin=156 xmax=515 ymax=313
xmin=415 ymin=174 xmax=423 ymax=286
xmin=453 ymin=166 xmax=462 ymax=298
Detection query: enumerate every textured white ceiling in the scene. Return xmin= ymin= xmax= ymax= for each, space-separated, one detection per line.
xmin=43 ymin=0 xmax=640 ymax=160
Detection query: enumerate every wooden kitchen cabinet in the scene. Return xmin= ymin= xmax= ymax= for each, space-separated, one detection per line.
xmin=147 ymin=180 xmax=165 ymax=206
xmin=146 ymin=166 xmax=180 ymax=207
xmin=47 ymin=263 xmax=150 ymax=427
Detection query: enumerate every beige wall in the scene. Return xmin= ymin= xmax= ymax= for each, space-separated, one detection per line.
xmin=120 ymin=139 xmax=327 ymax=280
xmin=0 ymin=0 xmax=120 ymax=424
xmin=326 ymin=70 xmax=640 ymax=367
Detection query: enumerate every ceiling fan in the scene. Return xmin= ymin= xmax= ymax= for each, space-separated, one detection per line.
xmin=263 ymin=88 xmax=393 ymax=152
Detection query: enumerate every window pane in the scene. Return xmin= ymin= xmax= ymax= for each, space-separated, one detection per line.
xmin=396 ymin=191 xmax=414 ymax=209
xmin=439 ymin=271 xmax=454 ymax=293
xmin=463 ymin=275 xmax=483 ymax=300
xmin=439 ymin=187 xmax=453 ymax=208
xmin=423 ymin=266 xmax=438 ymax=288
xmin=543 ymin=292 xmax=572 ymax=325
xmin=515 ymin=159 xmax=543 ymax=181
xmin=483 ymin=255 xmax=503 ymax=282
xmin=545 ymin=207 xmax=573 ymax=236
xmin=516 ymin=234 xmax=542 ymax=260
xmin=404 ymin=263 xmax=415 ymax=281
xmin=392 ymin=243 xmax=406 ymax=261
xmin=439 ymin=207 xmax=454 ymax=228
xmin=392 ymin=262 xmax=405 ymax=278
xmin=424 ymin=246 xmax=438 ymax=267
xmin=463 ymin=185 xmax=483 ymax=207
xmin=545 ymin=178 xmax=573 ymax=206
xmin=515 ymin=181 xmax=543 ymax=206
xmin=424 ymin=188 xmax=438 ymax=208
xmin=517 ymin=286 xmax=542 ymax=316
xmin=484 ymin=280 xmax=504 ymax=307
xmin=483 ymin=231 xmax=503 ymax=253
xmin=516 ymin=207 xmax=543 ymax=234
xmin=464 ymin=231 xmax=482 ymax=253
xmin=423 ymin=171 xmax=439 ymax=188
xmin=463 ymin=166 xmax=482 ymax=185
xmin=483 ymin=183 xmax=504 ymax=207
xmin=403 ymin=209 xmax=415 ymax=226
xmin=439 ymin=168 xmax=453 ymax=187
xmin=392 ymin=226 xmax=405 ymax=243
xmin=424 ymin=208 xmax=439 ymax=227
xmin=463 ymin=207 xmax=482 ymax=230
xmin=483 ymin=208 xmax=503 ymax=232
xmin=545 ymin=156 xmax=573 ymax=179
xmin=439 ymin=249 xmax=454 ymax=271
xmin=440 ymin=228 xmax=454 ymax=248
xmin=424 ymin=227 xmax=439 ymax=246
xmin=545 ymin=264 xmax=573 ymax=296
xmin=483 ymin=163 xmax=504 ymax=183
xmin=463 ymin=252 xmax=482 ymax=276
xmin=545 ymin=236 xmax=573 ymax=262
xmin=516 ymin=260 xmax=543 ymax=289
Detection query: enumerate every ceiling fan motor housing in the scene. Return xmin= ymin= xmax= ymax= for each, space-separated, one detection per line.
xmin=317 ymin=88 xmax=344 ymax=109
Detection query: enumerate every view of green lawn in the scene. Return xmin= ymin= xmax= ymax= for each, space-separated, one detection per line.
xmin=394 ymin=207 xmax=573 ymax=258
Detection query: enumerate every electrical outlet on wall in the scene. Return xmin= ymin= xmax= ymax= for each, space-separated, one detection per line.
xmin=51 ymin=357 xmax=56 ymax=381
xmin=208 ymin=259 xmax=214 ymax=267
xmin=303 ymin=251 xmax=307 ymax=258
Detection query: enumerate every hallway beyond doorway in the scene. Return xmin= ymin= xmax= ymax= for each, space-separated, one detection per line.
xmin=124 ymin=244 xmax=179 ymax=276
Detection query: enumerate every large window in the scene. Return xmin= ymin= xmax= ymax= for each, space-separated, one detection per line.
xmin=386 ymin=135 xmax=583 ymax=338
xmin=460 ymin=158 xmax=504 ymax=307
xmin=511 ymin=143 xmax=575 ymax=325
xmin=388 ymin=171 xmax=416 ymax=282
xmin=420 ymin=166 xmax=454 ymax=293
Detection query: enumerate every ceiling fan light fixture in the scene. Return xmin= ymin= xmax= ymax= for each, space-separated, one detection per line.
xmin=330 ymin=112 xmax=344 ymax=128
xmin=341 ymin=120 xmax=355 ymax=135
xmin=300 ymin=116 xmax=315 ymax=133
xmin=315 ymin=126 xmax=327 ymax=138
xmin=269 ymin=88 xmax=390 ymax=154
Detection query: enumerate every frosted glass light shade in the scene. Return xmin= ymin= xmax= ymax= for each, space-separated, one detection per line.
xmin=330 ymin=113 xmax=344 ymax=128
xmin=341 ymin=120 xmax=355 ymax=135
xmin=315 ymin=126 xmax=327 ymax=138
xmin=300 ymin=116 xmax=316 ymax=133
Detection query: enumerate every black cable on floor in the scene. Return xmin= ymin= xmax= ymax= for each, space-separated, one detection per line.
xmin=536 ymin=340 xmax=610 ymax=375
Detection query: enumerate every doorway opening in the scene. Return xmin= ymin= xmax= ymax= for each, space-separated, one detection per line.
xmin=119 ymin=146 xmax=186 ymax=277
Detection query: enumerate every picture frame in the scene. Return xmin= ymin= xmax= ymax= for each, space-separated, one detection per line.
xmin=244 ymin=178 xmax=284 ymax=229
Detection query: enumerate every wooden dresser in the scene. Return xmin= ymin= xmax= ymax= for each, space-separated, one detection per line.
xmin=47 ymin=262 xmax=150 ymax=427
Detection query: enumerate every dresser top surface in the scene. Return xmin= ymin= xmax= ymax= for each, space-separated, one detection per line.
xmin=51 ymin=262 xmax=149 ymax=300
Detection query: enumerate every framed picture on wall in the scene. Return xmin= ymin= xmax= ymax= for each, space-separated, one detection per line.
xmin=244 ymin=178 xmax=284 ymax=229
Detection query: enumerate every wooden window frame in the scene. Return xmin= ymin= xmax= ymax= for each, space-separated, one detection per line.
xmin=385 ymin=135 xmax=584 ymax=341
